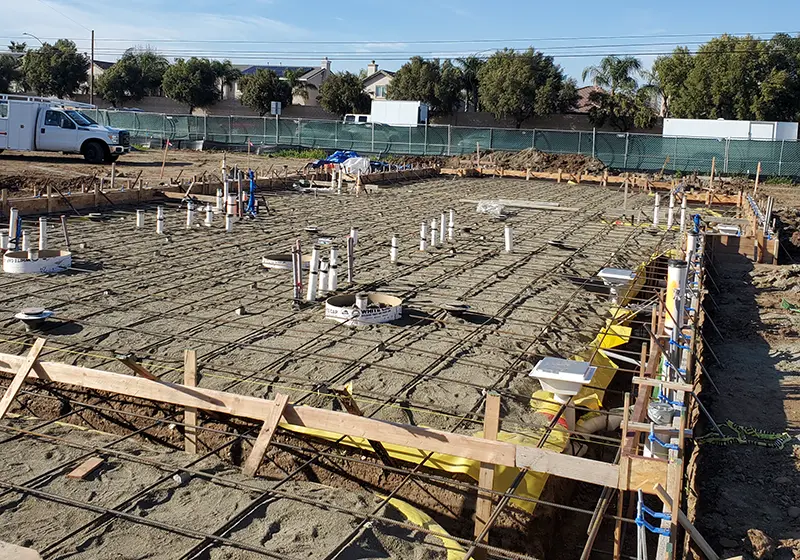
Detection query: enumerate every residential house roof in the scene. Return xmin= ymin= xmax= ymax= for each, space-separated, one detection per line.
xmin=93 ymin=60 xmax=115 ymax=70
xmin=363 ymin=70 xmax=395 ymax=85
xmin=573 ymin=85 xmax=602 ymax=114
xmin=236 ymin=65 xmax=313 ymax=77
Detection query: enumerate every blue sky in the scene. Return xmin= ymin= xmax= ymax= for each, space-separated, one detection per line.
xmin=3 ymin=0 xmax=800 ymax=83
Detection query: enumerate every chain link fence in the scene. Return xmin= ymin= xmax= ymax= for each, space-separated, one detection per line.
xmin=90 ymin=109 xmax=800 ymax=176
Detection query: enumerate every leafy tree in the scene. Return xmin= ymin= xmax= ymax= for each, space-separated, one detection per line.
xmin=22 ymin=39 xmax=88 ymax=98
xmin=388 ymin=56 xmax=462 ymax=115
xmin=238 ymin=69 xmax=292 ymax=116
xmin=319 ymin=72 xmax=371 ymax=116
xmin=283 ymin=69 xmax=316 ymax=103
xmin=211 ymin=59 xmax=241 ymax=100
xmin=0 ymin=55 xmax=21 ymax=92
xmin=653 ymin=34 xmax=800 ymax=122
xmin=8 ymin=41 xmax=26 ymax=53
xmin=478 ymin=48 xmax=577 ymax=128
xmin=162 ymin=57 xmax=219 ymax=113
xmin=457 ymin=56 xmax=484 ymax=111
xmin=581 ymin=55 xmax=657 ymax=131
xmin=96 ymin=49 xmax=168 ymax=107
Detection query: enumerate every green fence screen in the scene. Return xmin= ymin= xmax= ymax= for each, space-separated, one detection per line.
xmin=90 ymin=110 xmax=800 ymax=176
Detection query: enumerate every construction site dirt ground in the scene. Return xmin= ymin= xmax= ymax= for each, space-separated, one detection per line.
xmin=0 ymin=149 xmax=312 ymax=195
xmin=0 ymin=176 xmax=685 ymax=559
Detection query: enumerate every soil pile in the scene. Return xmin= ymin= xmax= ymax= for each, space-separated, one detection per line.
xmin=0 ymin=174 xmax=97 ymax=194
xmin=451 ymin=148 xmax=606 ymax=174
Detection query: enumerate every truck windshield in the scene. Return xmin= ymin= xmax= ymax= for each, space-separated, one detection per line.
xmin=65 ymin=110 xmax=98 ymax=127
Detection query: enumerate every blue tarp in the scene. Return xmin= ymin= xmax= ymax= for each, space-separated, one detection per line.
xmin=311 ymin=150 xmax=360 ymax=168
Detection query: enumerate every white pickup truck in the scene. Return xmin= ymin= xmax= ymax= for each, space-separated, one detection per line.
xmin=0 ymin=94 xmax=130 ymax=163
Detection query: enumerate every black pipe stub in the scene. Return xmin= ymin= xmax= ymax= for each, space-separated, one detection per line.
xmin=15 ymin=307 xmax=54 ymax=331
xmin=440 ymin=302 xmax=471 ymax=315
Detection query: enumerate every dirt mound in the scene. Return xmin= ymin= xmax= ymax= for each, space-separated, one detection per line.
xmin=452 ymin=148 xmax=606 ymax=174
xmin=775 ymin=208 xmax=800 ymax=259
xmin=0 ymin=174 xmax=97 ymax=195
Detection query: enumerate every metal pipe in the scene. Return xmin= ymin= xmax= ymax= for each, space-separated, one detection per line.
xmin=306 ymin=245 xmax=321 ymax=302
xmin=39 ymin=217 xmax=47 ymax=250
xmin=156 ymin=206 xmax=164 ymax=234
xmin=136 ymin=209 xmax=145 ymax=229
xmin=292 ymin=240 xmax=303 ymax=301
xmin=350 ymin=227 xmax=359 ymax=246
xmin=8 ymin=207 xmax=18 ymax=242
xmin=346 ymin=236 xmax=354 ymax=283
xmin=420 ymin=222 xmax=428 ymax=251
xmin=390 ymin=235 xmax=399 ymax=264
xmin=328 ymin=245 xmax=338 ymax=292
xmin=318 ymin=257 xmax=330 ymax=296
xmin=504 ymin=225 xmax=513 ymax=253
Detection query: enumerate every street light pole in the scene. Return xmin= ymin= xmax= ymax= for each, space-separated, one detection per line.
xmin=90 ymin=30 xmax=95 ymax=106
xmin=22 ymin=32 xmax=44 ymax=46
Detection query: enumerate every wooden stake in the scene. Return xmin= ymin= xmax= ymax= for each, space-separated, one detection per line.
xmin=160 ymin=139 xmax=170 ymax=180
xmin=557 ymin=168 xmax=562 ymax=183
xmin=117 ymin=355 xmax=159 ymax=380
xmin=184 ymin=349 xmax=197 ymax=455
xmin=653 ymin=484 xmax=719 ymax=560
xmin=613 ymin=391 xmax=631 ymax=560
xmin=754 ymin=161 xmax=761 ymax=195
xmin=473 ymin=392 xmax=501 ymax=560
xmin=66 ymin=457 xmax=104 ymax=480
xmin=242 ymin=393 xmax=289 ymax=476
xmin=0 ymin=338 xmax=46 ymax=421
xmin=331 ymin=387 xmax=396 ymax=468
xmin=709 ymin=157 xmax=716 ymax=188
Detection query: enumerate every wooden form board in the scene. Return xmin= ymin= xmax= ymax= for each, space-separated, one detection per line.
xmin=473 ymin=393 xmax=501 ymax=559
xmin=183 ymin=350 xmax=198 ymax=455
xmin=66 ymin=457 xmax=104 ymax=480
xmin=241 ymin=393 xmax=289 ymax=477
xmin=0 ymin=339 xmax=46 ymax=420
xmin=0 ymin=353 xmax=666 ymax=493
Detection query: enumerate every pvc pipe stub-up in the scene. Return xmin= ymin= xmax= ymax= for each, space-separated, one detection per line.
xmin=136 ymin=210 xmax=145 ymax=228
xmin=665 ymin=259 xmax=688 ymax=335
xmin=652 ymin=194 xmax=661 ymax=227
xmin=504 ymin=225 xmax=513 ymax=253
xmin=156 ymin=206 xmax=165 ymax=234
xmin=39 ymin=217 xmax=47 ymax=250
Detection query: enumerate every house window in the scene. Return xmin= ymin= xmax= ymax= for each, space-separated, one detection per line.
xmin=374 ymin=85 xmax=386 ymax=98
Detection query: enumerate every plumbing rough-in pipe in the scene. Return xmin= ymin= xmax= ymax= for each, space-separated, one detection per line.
xmin=420 ymin=222 xmax=428 ymax=251
xmin=318 ymin=257 xmax=330 ymax=296
xmin=667 ymin=192 xmax=675 ymax=229
xmin=38 ymin=218 xmax=47 ymax=251
xmin=439 ymin=212 xmax=446 ymax=244
xmin=21 ymin=231 xmax=29 ymax=251
xmin=136 ymin=209 xmax=145 ymax=229
xmin=448 ymin=209 xmax=455 ymax=241
xmin=390 ymin=235 xmax=399 ymax=264
xmin=504 ymin=225 xmax=513 ymax=253
xmin=430 ymin=219 xmax=438 ymax=247
xmin=204 ymin=204 xmax=213 ymax=227
xmin=346 ymin=236 xmax=355 ymax=282
xmin=679 ymin=197 xmax=687 ymax=232
xmin=328 ymin=245 xmax=338 ymax=292
xmin=8 ymin=208 xmax=18 ymax=242
xmin=186 ymin=201 xmax=194 ymax=229
xmin=653 ymin=193 xmax=661 ymax=227
xmin=306 ymin=245 xmax=321 ymax=302
xmin=156 ymin=206 xmax=165 ymax=234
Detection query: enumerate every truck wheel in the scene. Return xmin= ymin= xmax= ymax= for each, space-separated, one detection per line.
xmin=105 ymin=154 xmax=119 ymax=163
xmin=82 ymin=141 xmax=106 ymax=164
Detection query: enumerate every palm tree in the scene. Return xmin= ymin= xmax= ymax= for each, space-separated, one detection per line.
xmin=283 ymin=69 xmax=317 ymax=103
xmin=456 ymin=56 xmax=484 ymax=112
xmin=582 ymin=56 xmax=642 ymax=94
xmin=212 ymin=60 xmax=242 ymax=100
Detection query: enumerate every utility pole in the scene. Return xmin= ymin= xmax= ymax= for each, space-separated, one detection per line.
xmin=90 ymin=30 xmax=94 ymax=106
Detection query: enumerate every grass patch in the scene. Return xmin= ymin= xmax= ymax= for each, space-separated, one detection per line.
xmin=269 ymin=148 xmax=327 ymax=159
xmin=765 ymin=175 xmax=796 ymax=185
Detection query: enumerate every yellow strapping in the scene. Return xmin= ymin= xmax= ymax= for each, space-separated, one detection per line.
xmin=376 ymin=494 xmax=465 ymax=560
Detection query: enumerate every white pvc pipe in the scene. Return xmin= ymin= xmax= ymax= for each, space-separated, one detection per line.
xmin=21 ymin=231 xmax=29 ymax=251
xmin=136 ymin=209 xmax=145 ymax=228
xmin=504 ymin=225 xmax=513 ymax=253
xmin=355 ymin=292 xmax=369 ymax=311
xmin=430 ymin=219 xmax=437 ymax=247
xmin=439 ymin=212 xmax=446 ymax=243
xmin=420 ymin=222 xmax=428 ymax=251
xmin=337 ymin=169 xmax=343 ymax=195
xmin=346 ymin=236 xmax=355 ymax=283
xmin=306 ymin=245 xmax=320 ymax=302
xmin=156 ymin=206 xmax=165 ymax=234
xmin=186 ymin=201 xmax=194 ymax=229
xmin=318 ymin=257 xmax=329 ymax=295
xmin=292 ymin=242 xmax=303 ymax=300
xmin=448 ymin=209 xmax=455 ymax=241
xmin=686 ymin=231 xmax=698 ymax=265
xmin=226 ymin=194 xmax=236 ymax=216
xmin=215 ymin=189 xmax=223 ymax=213
xmin=667 ymin=192 xmax=675 ymax=229
xmin=223 ymin=175 xmax=230 ymax=205
xmin=679 ymin=196 xmax=687 ymax=232
xmin=225 ymin=214 xmax=233 ymax=232
xmin=328 ymin=246 xmax=338 ymax=292
xmin=39 ymin=217 xmax=47 ymax=250
xmin=0 ymin=232 xmax=7 ymax=250
xmin=390 ymin=235 xmax=399 ymax=263
xmin=330 ymin=170 xmax=336 ymax=189
xmin=8 ymin=208 xmax=18 ymax=242
xmin=653 ymin=194 xmax=661 ymax=227
xmin=350 ymin=227 xmax=359 ymax=246
xmin=665 ymin=259 xmax=688 ymax=337
xmin=204 ymin=204 xmax=213 ymax=227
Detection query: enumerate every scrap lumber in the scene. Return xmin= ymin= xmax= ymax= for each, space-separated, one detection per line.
xmin=241 ymin=393 xmax=289 ymax=477
xmin=654 ymin=483 xmax=718 ymax=560
xmin=117 ymin=354 xmax=159 ymax=381
xmin=184 ymin=349 xmax=197 ymax=454
xmin=0 ymin=353 xmax=667 ymax=492
xmin=0 ymin=338 xmax=46 ymax=421
xmin=66 ymin=457 xmax=104 ymax=480
xmin=473 ymin=393 xmax=501 ymax=560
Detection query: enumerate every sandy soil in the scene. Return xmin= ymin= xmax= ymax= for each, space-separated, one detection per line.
xmin=0 ymin=149 xmax=313 ymax=194
xmin=692 ymin=261 xmax=800 ymax=558
xmin=0 ymin=418 xmax=447 ymax=559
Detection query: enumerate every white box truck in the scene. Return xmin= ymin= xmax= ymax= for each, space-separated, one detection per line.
xmin=663 ymin=118 xmax=799 ymax=140
xmin=369 ymin=100 xmax=429 ymax=126
xmin=0 ymin=94 xmax=131 ymax=163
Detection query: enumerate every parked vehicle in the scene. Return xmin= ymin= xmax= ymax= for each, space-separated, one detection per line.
xmin=343 ymin=114 xmax=369 ymax=124
xmin=0 ymin=94 xmax=131 ymax=163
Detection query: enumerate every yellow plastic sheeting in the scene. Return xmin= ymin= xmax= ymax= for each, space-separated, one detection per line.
xmin=593 ymin=323 xmax=632 ymax=349
xmin=279 ymin=418 xmax=566 ymax=514
xmin=377 ymin=494 xmax=465 ymax=560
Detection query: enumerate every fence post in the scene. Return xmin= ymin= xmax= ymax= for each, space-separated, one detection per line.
xmin=577 ymin=131 xmax=582 ymax=154
xmin=724 ymin=138 xmax=730 ymax=173
xmin=489 ymin=128 xmax=493 ymax=150
xmin=334 ymin=121 xmax=338 ymax=150
xmin=297 ymin=119 xmax=302 ymax=148
xmin=263 ymin=116 xmax=267 ymax=144
xmin=408 ymin=126 xmax=412 ymax=154
xmin=275 ymin=114 xmax=279 ymax=145
xmin=447 ymin=125 xmax=451 ymax=156
xmin=162 ymin=113 xmax=166 ymax=142
xmin=674 ymin=136 xmax=679 ymax=170
xmin=623 ymin=133 xmax=630 ymax=169
xmin=532 ymin=129 xmax=536 ymax=150
xmin=779 ymin=139 xmax=785 ymax=175
xmin=592 ymin=128 xmax=596 ymax=159
xmin=203 ymin=115 xmax=207 ymax=141
xmin=424 ymin=123 xmax=428 ymax=156
xmin=371 ymin=122 xmax=375 ymax=153
xmin=228 ymin=115 xmax=232 ymax=145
